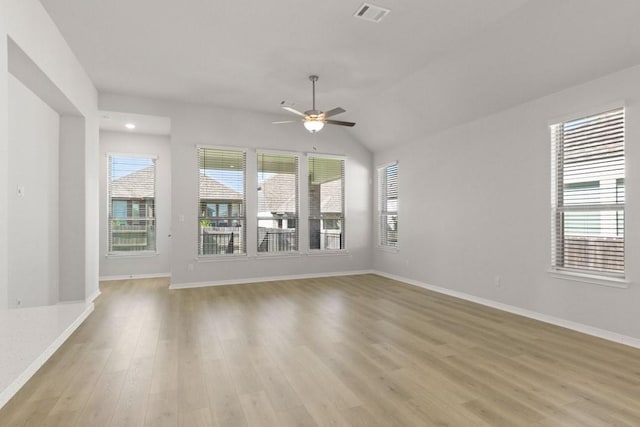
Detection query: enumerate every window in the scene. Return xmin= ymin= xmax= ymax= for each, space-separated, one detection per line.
xmin=198 ymin=148 xmax=246 ymax=255
xmin=309 ymin=156 xmax=345 ymax=250
xmin=378 ymin=162 xmax=398 ymax=248
xmin=257 ymin=153 xmax=299 ymax=253
xmin=108 ymin=155 xmax=156 ymax=253
xmin=551 ymin=107 xmax=625 ymax=276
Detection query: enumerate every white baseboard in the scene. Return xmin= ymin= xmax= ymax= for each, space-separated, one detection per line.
xmin=86 ymin=289 xmax=101 ymax=304
xmin=169 ymin=270 xmax=375 ymax=290
xmin=0 ymin=303 xmax=94 ymax=409
xmin=99 ymin=272 xmax=171 ymax=282
xmin=372 ymin=270 xmax=640 ymax=350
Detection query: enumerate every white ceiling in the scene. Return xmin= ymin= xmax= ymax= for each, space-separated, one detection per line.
xmin=40 ymin=0 xmax=640 ymax=151
xmin=99 ymin=111 xmax=171 ymax=136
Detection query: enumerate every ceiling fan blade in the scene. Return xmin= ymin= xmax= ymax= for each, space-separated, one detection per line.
xmin=324 ymin=107 xmax=346 ymax=118
xmin=281 ymin=106 xmax=306 ymax=117
xmin=272 ymin=120 xmax=298 ymax=124
xmin=326 ymin=119 xmax=356 ymax=127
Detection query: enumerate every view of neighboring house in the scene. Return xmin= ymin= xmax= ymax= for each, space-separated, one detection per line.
xmin=199 ymin=173 xmax=245 ymax=255
xmin=109 ymin=164 xmax=156 ymax=252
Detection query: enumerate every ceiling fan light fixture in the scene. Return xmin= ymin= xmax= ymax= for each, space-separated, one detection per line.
xmin=304 ymin=119 xmax=325 ymax=133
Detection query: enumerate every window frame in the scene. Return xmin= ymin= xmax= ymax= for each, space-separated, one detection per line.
xmin=307 ymin=154 xmax=346 ymax=252
xmin=256 ymin=150 xmax=300 ymax=255
xmin=377 ymin=161 xmax=399 ymax=250
xmin=107 ymin=153 xmax=158 ymax=256
xmin=550 ymin=106 xmax=626 ymax=281
xmin=197 ymin=146 xmax=247 ymax=258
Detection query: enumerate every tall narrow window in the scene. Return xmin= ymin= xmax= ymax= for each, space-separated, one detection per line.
xmin=108 ymin=155 xmax=156 ymax=253
xmin=257 ymin=153 xmax=299 ymax=253
xmin=309 ymin=156 xmax=345 ymax=251
xmin=198 ymin=148 xmax=246 ymax=255
xmin=378 ymin=162 xmax=398 ymax=248
xmin=551 ymin=107 xmax=625 ymax=276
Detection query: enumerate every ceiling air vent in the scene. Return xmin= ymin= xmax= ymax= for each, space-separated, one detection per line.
xmin=353 ymin=3 xmax=390 ymax=23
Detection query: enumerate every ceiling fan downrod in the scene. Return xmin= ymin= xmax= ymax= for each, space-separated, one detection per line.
xmin=309 ymin=75 xmax=318 ymax=112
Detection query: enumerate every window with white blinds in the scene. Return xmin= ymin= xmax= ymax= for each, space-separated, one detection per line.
xmin=378 ymin=162 xmax=398 ymax=248
xmin=108 ymin=155 xmax=156 ymax=253
xmin=551 ymin=107 xmax=625 ymax=276
xmin=309 ymin=156 xmax=345 ymax=251
xmin=257 ymin=153 xmax=299 ymax=253
xmin=198 ymin=148 xmax=246 ymax=256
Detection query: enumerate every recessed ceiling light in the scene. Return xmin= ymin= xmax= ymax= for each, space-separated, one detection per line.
xmin=125 ymin=123 xmax=136 ymax=129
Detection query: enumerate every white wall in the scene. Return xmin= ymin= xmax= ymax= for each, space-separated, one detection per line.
xmin=0 ymin=0 xmax=99 ymax=307
xmin=99 ymin=94 xmax=373 ymax=286
xmin=99 ymin=130 xmax=172 ymax=278
xmin=7 ymin=74 xmax=59 ymax=307
xmin=0 ymin=1 xmax=9 ymax=310
xmin=374 ymin=64 xmax=640 ymax=341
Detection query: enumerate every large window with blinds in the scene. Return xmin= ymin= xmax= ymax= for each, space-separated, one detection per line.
xmin=198 ymin=148 xmax=246 ymax=255
xmin=108 ymin=155 xmax=157 ymax=253
xmin=551 ymin=107 xmax=625 ymax=276
xmin=378 ymin=162 xmax=398 ymax=248
xmin=309 ymin=156 xmax=345 ymax=251
xmin=257 ymin=153 xmax=299 ymax=253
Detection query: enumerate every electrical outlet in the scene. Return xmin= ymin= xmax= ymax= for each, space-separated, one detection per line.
xmin=17 ymin=186 xmax=25 ymax=197
xmin=495 ymin=275 xmax=502 ymax=288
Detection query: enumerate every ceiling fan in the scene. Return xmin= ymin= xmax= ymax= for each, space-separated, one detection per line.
xmin=273 ymin=75 xmax=356 ymax=133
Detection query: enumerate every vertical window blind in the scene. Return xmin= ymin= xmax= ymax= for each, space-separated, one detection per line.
xmin=198 ymin=148 xmax=246 ymax=255
xmin=308 ymin=156 xmax=345 ymax=251
xmin=257 ymin=153 xmax=299 ymax=253
xmin=551 ymin=107 xmax=625 ymax=275
xmin=378 ymin=162 xmax=398 ymax=247
xmin=108 ymin=155 xmax=156 ymax=253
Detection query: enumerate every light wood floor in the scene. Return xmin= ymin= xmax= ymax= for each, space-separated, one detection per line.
xmin=1 ymin=274 xmax=640 ymax=426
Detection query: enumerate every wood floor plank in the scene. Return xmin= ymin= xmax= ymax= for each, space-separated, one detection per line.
xmin=1 ymin=274 xmax=640 ymax=426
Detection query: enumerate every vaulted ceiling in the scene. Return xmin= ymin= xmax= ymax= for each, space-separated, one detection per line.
xmin=40 ymin=0 xmax=640 ymax=151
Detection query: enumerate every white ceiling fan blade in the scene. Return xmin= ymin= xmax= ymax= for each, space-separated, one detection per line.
xmin=281 ymin=106 xmax=306 ymax=117
xmin=272 ymin=120 xmax=298 ymax=124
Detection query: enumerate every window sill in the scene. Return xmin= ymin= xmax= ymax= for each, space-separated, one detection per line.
xmin=548 ymin=269 xmax=629 ymax=289
xmin=377 ymin=245 xmax=399 ymax=254
xmin=106 ymin=252 xmax=158 ymax=259
xmin=197 ymin=254 xmax=249 ymax=263
xmin=306 ymin=250 xmax=351 ymax=257
xmin=255 ymin=252 xmax=301 ymax=260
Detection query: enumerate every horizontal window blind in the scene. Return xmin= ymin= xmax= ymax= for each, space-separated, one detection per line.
xmin=309 ymin=156 xmax=345 ymax=251
xmin=257 ymin=153 xmax=299 ymax=253
xmin=551 ymin=107 xmax=624 ymax=275
xmin=108 ymin=155 xmax=156 ymax=253
xmin=378 ymin=162 xmax=398 ymax=247
xmin=198 ymin=148 xmax=246 ymax=255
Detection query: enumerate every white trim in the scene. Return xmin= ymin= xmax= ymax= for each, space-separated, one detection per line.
xmin=86 ymin=289 xmax=102 ymax=304
xmin=306 ymin=250 xmax=351 ymax=257
xmin=256 ymin=148 xmax=301 ymax=157
xmin=195 ymin=144 xmax=248 ymax=154
xmin=0 ymin=304 xmax=94 ymax=410
xmin=106 ymin=251 xmax=158 ymax=258
xmin=169 ymin=269 xmax=374 ymax=290
xmin=105 ymin=152 xmax=159 ymax=160
xmin=255 ymin=252 xmax=301 ymax=260
xmin=372 ymin=270 xmax=640 ymax=350
xmin=197 ymin=254 xmax=249 ymax=263
xmin=306 ymin=152 xmax=347 ymax=160
xmin=548 ymin=269 xmax=629 ymax=289
xmin=99 ymin=272 xmax=171 ymax=281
